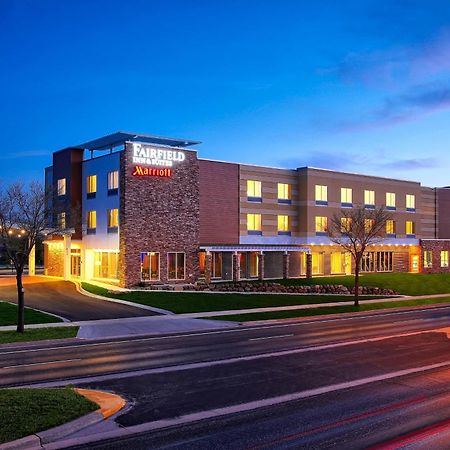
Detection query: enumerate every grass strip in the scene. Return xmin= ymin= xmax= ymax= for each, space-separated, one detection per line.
xmin=0 ymin=327 xmax=79 ymax=345
xmin=207 ymin=296 xmax=450 ymax=322
xmin=0 ymin=387 xmax=98 ymax=444
xmin=0 ymin=301 xmax=62 ymax=326
xmin=82 ymin=283 xmax=380 ymax=314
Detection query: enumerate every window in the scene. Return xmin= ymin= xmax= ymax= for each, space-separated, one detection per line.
xmin=107 ymin=208 xmax=119 ymax=232
xmin=386 ymin=219 xmax=396 ymax=236
xmin=364 ymin=190 xmax=375 ymax=208
xmin=361 ymin=252 xmax=393 ymax=272
xmin=406 ymin=194 xmax=416 ymax=211
xmin=247 ymin=180 xmax=262 ymax=201
xmin=140 ymin=252 xmax=160 ymax=281
xmin=312 ymin=252 xmax=324 ymax=274
xmin=108 ymin=170 xmax=119 ymax=195
xmin=248 ymin=252 xmax=259 ymax=278
xmin=341 ymin=217 xmax=352 ymax=232
xmin=315 ymin=185 xmax=328 ymax=205
xmin=247 ymin=213 xmax=262 ymax=234
xmin=212 ymin=252 xmax=222 ymax=278
xmin=386 ymin=192 xmax=396 ymax=210
xmin=277 ymin=215 xmax=290 ymax=235
xmin=441 ymin=251 xmax=449 ymax=268
xmin=57 ymin=212 xmax=66 ymax=229
xmin=94 ymin=251 xmax=119 ymax=279
xmin=424 ymin=251 xmax=432 ymax=268
xmin=57 ymin=178 xmax=66 ymax=196
xmin=331 ymin=252 xmax=346 ymax=274
xmin=406 ymin=220 xmax=415 ymax=236
xmin=341 ymin=188 xmax=352 ymax=206
xmin=277 ymin=183 xmax=291 ymax=203
xmin=87 ymin=175 xmax=97 ymax=198
xmin=315 ymin=216 xmax=328 ymax=234
xmin=168 ymin=252 xmax=185 ymax=280
xmin=87 ymin=210 xmax=96 ymax=234
xmin=365 ymin=218 xmax=375 ymax=232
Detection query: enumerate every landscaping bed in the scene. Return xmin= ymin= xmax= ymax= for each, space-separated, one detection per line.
xmin=0 ymin=327 xmax=79 ymax=345
xmin=0 ymin=387 xmax=98 ymax=444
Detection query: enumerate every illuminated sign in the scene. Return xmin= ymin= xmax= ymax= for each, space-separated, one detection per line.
xmin=131 ymin=142 xmax=185 ymax=167
xmin=132 ymin=166 xmax=172 ymax=177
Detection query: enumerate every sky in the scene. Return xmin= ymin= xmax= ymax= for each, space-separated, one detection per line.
xmin=1 ymin=0 xmax=450 ymax=186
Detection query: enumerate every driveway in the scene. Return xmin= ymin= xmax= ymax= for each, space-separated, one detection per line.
xmin=0 ymin=276 xmax=156 ymax=321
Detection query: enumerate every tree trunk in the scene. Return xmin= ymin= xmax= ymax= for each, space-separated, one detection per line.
xmin=354 ymin=260 xmax=360 ymax=308
xmin=16 ymin=268 xmax=25 ymax=333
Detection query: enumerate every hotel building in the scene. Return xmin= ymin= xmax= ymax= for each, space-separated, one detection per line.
xmin=43 ymin=132 xmax=450 ymax=287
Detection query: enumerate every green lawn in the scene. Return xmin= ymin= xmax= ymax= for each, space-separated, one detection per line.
xmin=0 ymin=327 xmax=79 ymax=345
xmin=209 ymin=296 xmax=450 ymax=322
xmin=82 ymin=283 xmax=380 ymax=314
xmin=0 ymin=301 xmax=63 ymax=326
xmin=0 ymin=387 xmax=98 ymax=444
xmin=275 ymin=273 xmax=450 ymax=296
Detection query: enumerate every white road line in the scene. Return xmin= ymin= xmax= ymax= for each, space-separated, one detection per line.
xmin=2 ymin=358 xmax=81 ymax=369
xmin=1 ymin=306 xmax=449 ymax=356
xmin=18 ymin=330 xmax=450 ymax=388
xmin=250 ymin=334 xmax=294 ymax=341
xmin=45 ymin=360 xmax=450 ymax=450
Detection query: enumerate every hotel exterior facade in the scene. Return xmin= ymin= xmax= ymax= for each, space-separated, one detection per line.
xmin=43 ymin=132 xmax=450 ymax=287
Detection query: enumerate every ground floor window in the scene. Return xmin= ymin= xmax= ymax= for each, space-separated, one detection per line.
xmin=423 ymin=251 xmax=433 ymax=268
xmin=168 ymin=252 xmax=185 ymax=280
xmin=199 ymin=251 xmax=206 ymax=278
xmin=331 ymin=252 xmax=345 ymax=274
xmin=361 ymin=251 xmax=393 ymax=272
xmin=312 ymin=252 xmax=324 ymax=275
xmin=140 ymin=252 xmax=160 ymax=281
xmin=212 ymin=252 xmax=222 ymax=278
xmin=441 ymin=251 xmax=448 ymax=268
xmin=94 ymin=251 xmax=119 ymax=279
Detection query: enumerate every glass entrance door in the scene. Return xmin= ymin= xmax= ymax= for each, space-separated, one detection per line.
xmin=70 ymin=249 xmax=81 ymax=277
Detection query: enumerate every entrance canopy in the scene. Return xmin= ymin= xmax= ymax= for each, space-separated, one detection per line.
xmin=200 ymin=245 xmax=311 ymax=253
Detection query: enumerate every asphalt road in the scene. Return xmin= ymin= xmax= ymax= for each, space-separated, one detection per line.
xmin=0 ymin=276 xmax=155 ymax=321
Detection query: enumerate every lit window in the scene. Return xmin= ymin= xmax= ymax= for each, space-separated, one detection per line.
xmin=406 ymin=194 xmax=415 ymax=211
xmin=57 ymin=178 xmax=66 ymax=196
xmin=365 ymin=218 xmax=375 ymax=232
xmin=94 ymin=251 xmax=119 ymax=279
xmin=107 ymin=170 xmax=119 ymax=193
xmin=247 ymin=213 xmax=262 ymax=233
xmin=315 ymin=216 xmax=328 ymax=233
xmin=315 ymin=185 xmax=328 ymax=204
xmin=386 ymin=192 xmax=396 ymax=209
xmin=107 ymin=208 xmax=119 ymax=229
xmin=247 ymin=180 xmax=262 ymax=199
xmin=87 ymin=175 xmax=97 ymax=195
xmin=386 ymin=220 xmax=396 ymax=235
xmin=406 ymin=220 xmax=415 ymax=236
xmin=278 ymin=183 xmax=291 ymax=202
xmin=341 ymin=217 xmax=352 ymax=232
xmin=341 ymin=188 xmax=352 ymax=205
xmin=424 ymin=251 xmax=432 ymax=268
xmin=140 ymin=252 xmax=160 ymax=281
xmin=57 ymin=212 xmax=66 ymax=229
xmin=277 ymin=215 xmax=289 ymax=233
xmin=168 ymin=252 xmax=185 ymax=280
xmin=441 ymin=251 xmax=449 ymax=268
xmin=87 ymin=210 xmax=96 ymax=232
xmin=364 ymin=190 xmax=375 ymax=207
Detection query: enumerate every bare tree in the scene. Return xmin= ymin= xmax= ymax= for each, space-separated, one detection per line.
xmin=0 ymin=181 xmax=82 ymax=333
xmin=327 ymin=205 xmax=392 ymax=306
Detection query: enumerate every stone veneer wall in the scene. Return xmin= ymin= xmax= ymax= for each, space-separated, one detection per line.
xmin=420 ymin=240 xmax=450 ymax=273
xmin=392 ymin=252 xmax=410 ymax=272
xmin=44 ymin=243 xmax=64 ymax=277
xmin=119 ymin=144 xmax=200 ymax=287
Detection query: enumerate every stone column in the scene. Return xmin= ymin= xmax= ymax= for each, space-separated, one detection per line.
xmin=283 ymin=251 xmax=290 ymax=279
xmin=258 ymin=252 xmax=265 ymax=280
xmin=28 ymin=245 xmax=35 ymax=276
xmin=205 ymin=252 xmax=212 ymax=285
xmin=63 ymin=234 xmax=71 ymax=281
xmin=232 ymin=252 xmax=240 ymax=282
xmin=306 ymin=252 xmax=313 ymax=278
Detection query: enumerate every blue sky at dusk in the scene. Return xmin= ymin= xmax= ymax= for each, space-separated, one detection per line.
xmin=1 ymin=0 xmax=450 ymax=185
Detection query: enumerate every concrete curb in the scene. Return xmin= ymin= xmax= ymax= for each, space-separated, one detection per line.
xmin=73 ymin=281 xmax=174 ymax=316
xmin=0 ymin=389 xmax=126 ymax=450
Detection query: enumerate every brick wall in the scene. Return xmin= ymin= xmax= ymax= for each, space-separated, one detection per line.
xmin=44 ymin=243 xmax=64 ymax=277
xmin=420 ymin=239 xmax=450 ymax=273
xmin=119 ymin=144 xmax=200 ymax=287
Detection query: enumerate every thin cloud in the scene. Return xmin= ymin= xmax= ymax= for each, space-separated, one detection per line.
xmin=0 ymin=150 xmax=49 ymax=160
